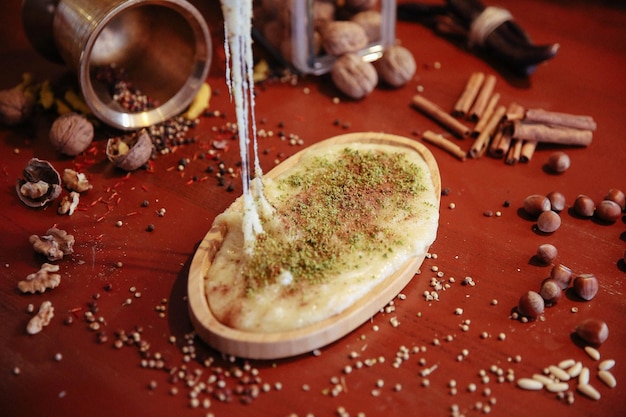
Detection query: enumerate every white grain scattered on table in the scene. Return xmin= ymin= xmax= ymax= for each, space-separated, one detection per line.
xmin=577 ymin=383 xmax=601 ymax=400
xmin=584 ymin=345 xmax=601 ymax=361
xmin=598 ymin=370 xmax=617 ymax=388
xmin=517 ymin=378 xmax=543 ymax=390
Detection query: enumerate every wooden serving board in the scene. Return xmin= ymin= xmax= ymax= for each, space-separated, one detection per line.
xmin=187 ymin=132 xmax=441 ymax=359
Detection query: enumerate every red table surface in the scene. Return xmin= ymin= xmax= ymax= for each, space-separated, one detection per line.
xmin=1 ymin=1 xmax=625 ymax=416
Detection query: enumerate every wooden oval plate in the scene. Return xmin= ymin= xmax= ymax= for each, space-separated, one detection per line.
xmin=187 ymin=132 xmax=441 ymax=359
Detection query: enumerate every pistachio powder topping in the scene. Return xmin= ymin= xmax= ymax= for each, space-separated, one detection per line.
xmin=242 ymin=147 xmax=431 ymax=293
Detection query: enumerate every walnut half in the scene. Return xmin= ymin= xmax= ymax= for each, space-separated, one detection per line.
xmin=26 ymin=300 xmax=55 ymax=335
xmin=29 ymin=228 xmax=75 ymax=262
xmin=18 ymin=263 xmax=61 ymax=294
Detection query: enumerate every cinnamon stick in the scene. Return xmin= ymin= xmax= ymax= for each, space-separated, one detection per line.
xmin=469 ymin=105 xmax=506 ymax=159
xmin=520 ymin=140 xmax=537 ymax=162
xmin=452 ymin=72 xmax=484 ymax=117
xmin=505 ymin=138 xmax=522 ymax=165
xmin=512 ymin=121 xmax=593 ymax=146
xmin=494 ymin=125 xmax=513 ymax=158
xmin=412 ymin=95 xmax=471 ymax=138
xmin=525 ymin=108 xmax=597 ymax=131
xmin=505 ymin=102 xmax=525 ymax=122
xmin=469 ymin=74 xmax=496 ymax=122
xmin=473 ymin=93 xmax=500 ymax=137
xmin=488 ymin=127 xmax=505 ymax=158
xmin=422 ymin=130 xmax=467 ymax=161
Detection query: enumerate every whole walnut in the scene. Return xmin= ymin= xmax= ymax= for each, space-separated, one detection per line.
xmin=331 ymin=53 xmax=378 ymax=99
xmin=375 ymin=45 xmax=417 ymax=88
xmin=0 ymin=87 xmax=35 ymax=126
xmin=312 ymin=0 xmax=336 ymax=30
xmin=322 ymin=21 xmax=368 ymax=56
xmin=49 ymin=112 xmax=94 ymax=156
xmin=351 ymin=10 xmax=382 ymax=43
xmin=344 ymin=0 xmax=379 ymax=12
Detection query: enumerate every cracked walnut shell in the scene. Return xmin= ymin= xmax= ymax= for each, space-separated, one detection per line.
xmin=106 ymin=129 xmax=153 ymax=171
xmin=16 ymin=158 xmax=62 ymax=208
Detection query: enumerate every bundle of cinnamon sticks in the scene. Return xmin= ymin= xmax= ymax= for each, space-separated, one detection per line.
xmin=411 ymin=71 xmax=597 ymax=163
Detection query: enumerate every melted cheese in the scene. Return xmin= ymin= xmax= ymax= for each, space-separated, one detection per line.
xmin=220 ymin=0 xmax=267 ymax=252
xmin=205 ymin=143 xmax=439 ymax=333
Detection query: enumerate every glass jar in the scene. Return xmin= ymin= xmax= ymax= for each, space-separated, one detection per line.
xmin=253 ymin=0 xmax=396 ymax=75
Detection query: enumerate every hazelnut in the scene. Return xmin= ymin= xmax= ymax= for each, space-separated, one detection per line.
xmin=573 ymin=273 xmax=599 ymax=301
xmin=375 ymin=45 xmax=417 ymax=88
xmin=49 ymin=113 xmax=94 ymax=156
xmin=604 ymin=188 xmax=625 ymax=211
xmin=536 ymin=243 xmax=557 ymax=264
xmin=0 ymin=87 xmax=35 ymax=126
xmin=330 ymin=53 xmax=378 ymax=100
xmin=550 ymin=264 xmax=572 ymax=290
xmin=546 ymin=191 xmax=566 ymax=212
xmin=536 ymin=210 xmax=561 ymax=233
xmin=594 ymin=200 xmax=621 ymax=223
xmin=575 ymin=318 xmax=609 ymax=345
xmin=106 ymin=129 xmax=153 ymax=171
xmin=539 ymin=278 xmax=562 ymax=306
xmin=518 ymin=291 xmax=544 ymax=319
xmin=523 ymin=194 xmax=551 ymax=217
xmin=546 ymin=151 xmax=570 ymax=173
xmin=573 ymin=194 xmax=595 ymax=217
